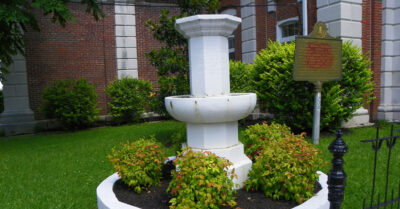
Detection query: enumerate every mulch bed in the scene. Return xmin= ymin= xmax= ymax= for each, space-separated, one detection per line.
xmin=113 ymin=163 xmax=321 ymax=209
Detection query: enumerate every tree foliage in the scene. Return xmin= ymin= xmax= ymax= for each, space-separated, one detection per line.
xmin=146 ymin=0 xmax=219 ymax=115
xmin=0 ymin=0 xmax=103 ymax=80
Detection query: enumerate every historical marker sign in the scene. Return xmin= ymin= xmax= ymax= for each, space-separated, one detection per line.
xmin=293 ymin=22 xmax=342 ymax=82
xmin=293 ymin=22 xmax=342 ymax=145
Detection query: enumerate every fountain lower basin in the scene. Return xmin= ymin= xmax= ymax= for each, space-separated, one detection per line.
xmin=165 ymin=93 xmax=257 ymax=124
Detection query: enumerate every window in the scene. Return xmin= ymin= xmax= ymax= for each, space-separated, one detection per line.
xmin=281 ymin=22 xmax=299 ymax=38
xmin=220 ymin=8 xmax=237 ymax=60
xmin=228 ymin=35 xmax=235 ymax=60
xmin=276 ymin=17 xmax=299 ymax=43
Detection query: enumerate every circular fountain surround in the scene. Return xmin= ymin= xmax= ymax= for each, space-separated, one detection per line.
xmin=165 ymin=93 xmax=256 ymax=123
xmin=97 ymin=171 xmax=330 ymax=209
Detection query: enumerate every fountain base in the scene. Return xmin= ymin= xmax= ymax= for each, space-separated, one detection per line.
xmin=190 ymin=143 xmax=252 ymax=189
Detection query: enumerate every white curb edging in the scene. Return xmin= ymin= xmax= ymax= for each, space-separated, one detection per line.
xmin=97 ymin=173 xmax=140 ymax=209
xmin=292 ymin=171 xmax=329 ymax=209
xmin=97 ymin=171 xmax=329 ymax=209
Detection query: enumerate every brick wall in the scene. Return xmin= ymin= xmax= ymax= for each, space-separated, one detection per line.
xmin=135 ymin=4 xmax=180 ymax=89
xmin=256 ymin=0 xmax=267 ymax=51
xmin=220 ymin=0 xmax=242 ymax=61
xmin=25 ymin=3 xmax=116 ymax=119
xmin=308 ymin=0 xmax=318 ymax=34
xmin=266 ymin=3 xmax=277 ymax=41
xmin=362 ymin=0 xmax=382 ymax=120
xmin=266 ymin=0 xmax=317 ymax=41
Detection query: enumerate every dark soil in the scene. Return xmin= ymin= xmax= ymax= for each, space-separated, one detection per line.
xmin=113 ymin=162 xmax=321 ymax=209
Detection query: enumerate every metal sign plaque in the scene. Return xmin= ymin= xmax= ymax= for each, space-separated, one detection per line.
xmin=293 ymin=22 xmax=342 ymax=82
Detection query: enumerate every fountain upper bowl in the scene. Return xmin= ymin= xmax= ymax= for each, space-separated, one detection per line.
xmin=165 ymin=93 xmax=257 ymax=123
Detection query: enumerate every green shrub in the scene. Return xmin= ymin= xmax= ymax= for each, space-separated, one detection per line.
xmin=108 ymin=136 xmax=166 ymax=194
xmin=245 ymin=133 xmax=324 ymax=204
xmin=41 ymin=79 xmax=99 ymax=130
xmin=251 ymin=41 xmax=374 ymax=132
xmin=0 ymin=89 xmax=3 ymax=113
xmin=242 ymin=122 xmax=292 ymax=161
xmin=229 ymin=60 xmax=252 ymax=93
xmin=168 ymin=147 xmax=237 ymax=209
xmin=106 ymin=78 xmax=153 ymax=124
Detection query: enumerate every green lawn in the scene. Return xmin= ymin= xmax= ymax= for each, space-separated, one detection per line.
xmin=0 ymin=120 xmax=398 ymax=209
xmin=0 ymin=121 xmax=185 ymax=209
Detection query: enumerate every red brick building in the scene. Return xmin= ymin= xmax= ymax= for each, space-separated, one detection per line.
xmin=1 ymin=0 xmax=398 ymax=135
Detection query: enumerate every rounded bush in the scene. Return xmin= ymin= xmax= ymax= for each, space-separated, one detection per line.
xmin=242 ymin=122 xmax=292 ymax=161
xmin=41 ymin=79 xmax=99 ymax=130
xmin=245 ymin=133 xmax=325 ymax=204
xmin=108 ymin=136 xmax=166 ymax=194
xmin=168 ymin=147 xmax=237 ymax=209
xmin=251 ymin=41 xmax=374 ymax=131
xmin=106 ymin=78 xmax=153 ymax=124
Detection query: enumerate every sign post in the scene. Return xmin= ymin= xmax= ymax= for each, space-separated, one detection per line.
xmin=293 ymin=22 xmax=342 ymax=144
xmin=312 ymin=81 xmax=322 ymax=144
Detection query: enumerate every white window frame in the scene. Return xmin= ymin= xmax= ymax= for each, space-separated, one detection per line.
xmin=220 ymin=8 xmax=236 ymax=16
xmin=276 ymin=17 xmax=299 ymax=43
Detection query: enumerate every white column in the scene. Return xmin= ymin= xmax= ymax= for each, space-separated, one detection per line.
xmin=378 ymin=0 xmax=400 ymax=122
xmin=188 ymin=36 xmax=230 ymax=96
xmin=0 ymin=54 xmax=35 ymax=135
xmin=317 ymin=0 xmax=363 ymax=48
xmin=114 ymin=2 xmax=138 ymax=78
xmin=241 ymin=0 xmax=257 ymax=63
xmin=317 ymin=0 xmax=372 ymax=127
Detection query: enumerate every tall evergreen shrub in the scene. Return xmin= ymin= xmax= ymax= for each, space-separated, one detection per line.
xmin=146 ymin=0 xmax=219 ymax=115
xmin=251 ymin=41 xmax=374 ymax=131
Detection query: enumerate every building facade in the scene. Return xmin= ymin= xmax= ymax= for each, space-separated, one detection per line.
xmin=1 ymin=0 xmax=399 ymax=135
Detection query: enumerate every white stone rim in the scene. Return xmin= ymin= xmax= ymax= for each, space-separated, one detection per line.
xmin=165 ymin=93 xmax=257 ymax=123
xmin=97 ymin=171 xmax=329 ymax=209
xmin=175 ymin=14 xmax=242 ymax=39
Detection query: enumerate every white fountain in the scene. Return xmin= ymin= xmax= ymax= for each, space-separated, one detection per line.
xmin=96 ymin=14 xmax=330 ymax=209
xmin=165 ymin=14 xmax=256 ymax=188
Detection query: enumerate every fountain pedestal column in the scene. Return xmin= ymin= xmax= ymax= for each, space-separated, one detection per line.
xmin=165 ymin=15 xmax=256 ymax=188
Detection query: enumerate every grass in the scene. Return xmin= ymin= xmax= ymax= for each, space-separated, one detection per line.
xmin=317 ymin=123 xmax=400 ymax=209
xmin=0 ymin=120 xmax=399 ymax=209
xmin=0 ymin=121 xmax=185 ymax=209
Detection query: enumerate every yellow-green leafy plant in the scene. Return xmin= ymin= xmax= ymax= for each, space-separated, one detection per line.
xmin=242 ymin=122 xmax=292 ymax=161
xmin=229 ymin=60 xmax=253 ymax=93
xmin=167 ymin=147 xmax=237 ymax=209
xmin=245 ymin=133 xmax=325 ymax=204
xmin=108 ymin=136 xmax=166 ymax=194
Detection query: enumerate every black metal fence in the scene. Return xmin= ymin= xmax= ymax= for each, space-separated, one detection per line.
xmin=327 ymin=124 xmax=400 ymax=209
xmin=361 ymin=125 xmax=400 ymax=209
xmin=328 ymin=129 xmax=348 ymax=209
